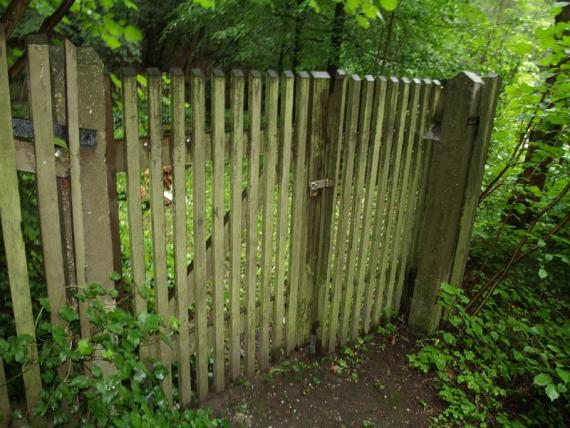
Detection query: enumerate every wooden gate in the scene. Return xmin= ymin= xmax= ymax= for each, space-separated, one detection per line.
xmin=0 ymin=29 xmax=500 ymax=422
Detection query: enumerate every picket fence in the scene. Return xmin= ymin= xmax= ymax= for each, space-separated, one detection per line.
xmin=0 ymin=29 xmax=500 ymax=422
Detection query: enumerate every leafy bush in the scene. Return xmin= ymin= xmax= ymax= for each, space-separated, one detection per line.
xmin=409 ymin=279 xmax=570 ymax=427
xmin=0 ymin=284 xmax=227 ymax=427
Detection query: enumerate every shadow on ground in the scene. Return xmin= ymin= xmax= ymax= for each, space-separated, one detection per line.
xmin=204 ymin=325 xmax=441 ymax=427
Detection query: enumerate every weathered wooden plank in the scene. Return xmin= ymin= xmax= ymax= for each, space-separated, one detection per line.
xmin=191 ymin=69 xmax=209 ymax=399
xmin=408 ymin=72 xmax=483 ymax=334
xmin=393 ymin=80 xmax=433 ymax=314
xmin=14 ymin=138 xmax=69 ymax=176
xmin=366 ymin=77 xmax=399 ymax=329
xmin=147 ymin=68 xmax=173 ymax=402
xmin=318 ymin=71 xmax=347 ymax=351
xmin=211 ymin=69 xmax=226 ymax=391
xmin=27 ymin=39 xmax=68 ymax=333
xmin=64 ymin=39 xmax=90 ymax=340
xmin=409 ymin=81 xmax=443 ymax=271
xmin=245 ymin=70 xmax=262 ymax=375
xmin=385 ymin=78 xmax=421 ymax=315
xmin=229 ymin=69 xmax=245 ymax=379
xmin=121 ymin=68 xmax=147 ymax=317
xmin=299 ymin=71 xmax=330 ymax=347
xmin=327 ymin=75 xmax=361 ymax=352
xmin=374 ymin=78 xmax=410 ymax=321
xmin=285 ymin=72 xmax=310 ymax=354
xmin=272 ymin=71 xmax=294 ymax=358
xmin=449 ymin=75 xmax=501 ymax=288
xmin=339 ymin=75 xmax=374 ymax=345
xmin=350 ymin=76 xmax=388 ymax=340
xmin=0 ymin=25 xmax=42 ymax=416
xmin=104 ymin=74 xmax=123 ymax=302
xmin=170 ymin=68 xmax=192 ymax=405
xmin=259 ymin=71 xmax=279 ymax=369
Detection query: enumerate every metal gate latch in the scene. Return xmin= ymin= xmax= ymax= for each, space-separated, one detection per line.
xmin=309 ymin=178 xmax=334 ymax=196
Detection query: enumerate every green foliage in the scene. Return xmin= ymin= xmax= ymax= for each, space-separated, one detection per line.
xmin=0 ymin=285 xmax=227 ymax=427
xmin=409 ymin=280 xmax=570 ymax=426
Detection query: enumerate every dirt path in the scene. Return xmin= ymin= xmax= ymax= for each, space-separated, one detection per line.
xmin=205 ymin=325 xmax=441 ymax=427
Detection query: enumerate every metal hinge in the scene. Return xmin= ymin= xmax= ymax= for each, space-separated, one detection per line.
xmin=309 ymin=178 xmax=334 ymax=196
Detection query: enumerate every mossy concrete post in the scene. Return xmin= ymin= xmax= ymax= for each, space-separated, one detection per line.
xmin=408 ymin=72 xmax=483 ymax=335
xmin=75 ymin=48 xmax=116 ymax=302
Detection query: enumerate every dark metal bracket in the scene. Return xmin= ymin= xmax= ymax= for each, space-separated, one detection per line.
xmin=12 ymin=117 xmax=97 ymax=147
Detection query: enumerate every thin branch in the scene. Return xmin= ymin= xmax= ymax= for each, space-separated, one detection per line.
xmin=0 ymin=0 xmax=30 ymax=38
xmin=467 ymin=181 xmax=570 ymax=313
xmin=9 ymin=0 xmax=75 ymax=80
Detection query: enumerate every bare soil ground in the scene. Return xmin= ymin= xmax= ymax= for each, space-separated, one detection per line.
xmin=204 ymin=325 xmax=441 ymax=427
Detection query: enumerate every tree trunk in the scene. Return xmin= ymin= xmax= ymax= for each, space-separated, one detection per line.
xmin=326 ymin=2 xmax=345 ymax=77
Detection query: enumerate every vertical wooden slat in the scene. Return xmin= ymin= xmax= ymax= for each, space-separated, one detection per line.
xmin=273 ymin=71 xmax=294 ymax=358
xmin=211 ymin=69 xmax=226 ymax=391
xmin=64 ymin=39 xmax=90 ymax=340
xmin=122 ymin=68 xmax=147 ymax=317
xmin=409 ymin=80 xmax=443 ymax=271
xmin=286 ymin=72 xmax=310 ymax=354
xmin=0 ymin=25 xmax=42 ymax=419
xmin=245 ymin=71 xmax=262 ymax=375
xmin=393 ymin=80 xmax=433 ymax=313
xmin=259 ymin=71 xmax=279 ymax=369
xmin=27 ymin=38 xmax=68 ymax=333
xmin=171 ymin=68 xmax=192 ymax=405
xmin=300 ymin=71 xmax=330 ymax=347
xmin=350 ymin=76 xmax=388 ymax=340
xmin=339 ymin=75 xmax=374 ymax=345
xmin=327 ymin=75 xmax=361 ymax=352
xmin=229 ymin=70 xmax=245 ymax=379
xmin=191 ymin=69 xmax=209 ymax=399
xmin=374 ymin=78 xmax=410 ymax=322
xmin=319 ymin=71 xmax=348 ymax=350
xmin=148 ymin=69 xmax=172 ymax=402
xmin=366 ymin=77 xmax=399 ymax=329
xmin=385 ymin=78 xmax=421 ymax=315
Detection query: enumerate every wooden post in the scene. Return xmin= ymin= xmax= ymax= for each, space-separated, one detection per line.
xmin=449 ymin=74 xmax=501 ymax=288
xmin=408 ymin=72 xmax=483 ymax=334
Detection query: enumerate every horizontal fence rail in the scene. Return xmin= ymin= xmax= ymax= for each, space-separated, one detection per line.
xmin=0 ymin=29 xmax=500 ymax=424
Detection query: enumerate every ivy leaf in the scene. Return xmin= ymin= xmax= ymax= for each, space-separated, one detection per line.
xmin=538 ymin=268 xmax=548 ymax=279
xmin=58 ymin=306 xmax=79 ymax=322
xmin=440 ymin=283 xmax=460 ymax=295
xmin=545 ymin=384 xmax=560 ymax=401
xmin=533 ymin=373 xmax=552 ymax=386
xmin=77 ymin=339 xmax=94 ymax=356
xmin=71 ymin=375 xmax=90 ymax=389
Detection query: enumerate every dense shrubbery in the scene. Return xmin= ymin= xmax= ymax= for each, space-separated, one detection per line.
xmin=410 ymin=272 xmax=570 ymax=426
xmin=0 ymin=284 xmax=226 ymax=427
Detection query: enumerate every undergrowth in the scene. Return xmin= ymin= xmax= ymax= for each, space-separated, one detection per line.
xmin=0 ymin=283 xmax=227 ymax=427
xmin=409 ymin=272 xmax=570 ymax=427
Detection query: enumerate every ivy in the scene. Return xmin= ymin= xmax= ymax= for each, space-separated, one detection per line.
xmin=0 ymin=285 xmax=227 ymax=427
